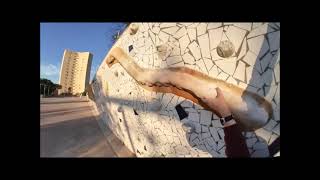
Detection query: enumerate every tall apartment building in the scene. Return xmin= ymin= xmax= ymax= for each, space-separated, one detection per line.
xmin=58 ymin=49 xmax=93 ymax=95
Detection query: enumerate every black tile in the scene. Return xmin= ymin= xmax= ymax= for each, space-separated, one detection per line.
xmin=175 ymin=104 xmax=188 ymax=120
xmin=129 ymin=45 xmax=133 ymax=52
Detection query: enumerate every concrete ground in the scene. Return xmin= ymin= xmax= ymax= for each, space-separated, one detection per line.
xmin=40 ymin=97 xmax=135 ymax=157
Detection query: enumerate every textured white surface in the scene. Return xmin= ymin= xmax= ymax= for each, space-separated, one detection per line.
xmin=91 ymin=22 xmax=280 ymax=157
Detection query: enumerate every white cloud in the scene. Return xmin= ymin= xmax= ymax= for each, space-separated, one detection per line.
xmin=41 ymin=64 xmax=60 ymax=76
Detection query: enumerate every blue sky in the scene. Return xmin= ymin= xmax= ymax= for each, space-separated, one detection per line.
xmin=40 ymin=22 xmax=127 ymax=83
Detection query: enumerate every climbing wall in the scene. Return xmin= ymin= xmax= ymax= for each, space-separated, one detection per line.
xmin=91 ymin=23 xmax=280 ymax=157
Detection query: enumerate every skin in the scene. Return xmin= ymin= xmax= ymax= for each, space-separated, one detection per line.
xmin=105 ymin=47 xmax=273 ymax=131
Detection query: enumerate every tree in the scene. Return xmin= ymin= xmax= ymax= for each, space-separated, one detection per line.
xmin=40 ymin=78 xmax=62 ymax=96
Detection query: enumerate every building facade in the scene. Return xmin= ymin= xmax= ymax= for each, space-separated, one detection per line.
xmin=58 ymin=49 xmax=93 ymax=95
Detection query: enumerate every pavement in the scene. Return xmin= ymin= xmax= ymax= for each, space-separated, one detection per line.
xmin=40 ymin=97 xmax=135 ymax=157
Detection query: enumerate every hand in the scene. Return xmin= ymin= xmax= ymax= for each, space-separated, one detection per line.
xmin=205 ymin=87 xmax=232 ymax=118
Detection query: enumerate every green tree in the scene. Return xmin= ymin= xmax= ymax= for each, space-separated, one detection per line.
xmin=40 ymin=78 xmax=61 ymax=96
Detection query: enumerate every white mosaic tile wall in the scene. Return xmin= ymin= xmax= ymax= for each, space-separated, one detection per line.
xmin=91 ymin=22 xmax=280 ymax=157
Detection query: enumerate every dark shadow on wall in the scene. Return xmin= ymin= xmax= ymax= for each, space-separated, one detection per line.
xmin=241 ymin=23 xmax=280 ymax=157
xmin=242 ymin=23 xmax=280 ymax=125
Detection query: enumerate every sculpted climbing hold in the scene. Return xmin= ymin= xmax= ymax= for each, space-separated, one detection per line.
xmin=105 ymin=47 xmax=272 ymax=131
xmin=217 ymin=40 xmax=235 ymax=58
xmin=129 ymin=23 xmax=139 ymax=35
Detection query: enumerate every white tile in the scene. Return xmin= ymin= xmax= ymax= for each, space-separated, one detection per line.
xmin=264 ymin=85 xmax=277 ymax=102
xmin=196 ymin=58 xmax=208 ymax=74
xmin=203 ymin=58 xmax=214 ymax=72
xmin=179 ymin=35 xmax=190 ymax=55
xmin=201 ymin=132 xmax=211 ymax=139
xmin=158 ymin=31 xmax=169 ymax=43
xmin=167 ymin=95 xmax=179 ymax=110
xmin=216 ymin=71 xmax=229 ymax=81
xmin=225 ymin=26 xmax=247 ymax=53
xmin=198 ymin=33 xmax=211 ymax=59
xmin=173 ymin=26 xmax=187 ymax=39
xmin=197 ymin=23 xmax=207 ymax=36
xmin=209 ymin=127 xmax=220 ymax=141
xmin=217 ymin=140 xmax=225 ymax=150
xmin=272 ymin=123 xmax=280 ymax=135
xmin=187 ymin=28 xmax=196 ymax=42
xmin=207 ymin=23 xmax=222 ymax=30
xmin=180 ymin=100 xmax=193 ymax=108
xmin=190 ymin=132 xmax=198 ymax=141
xmin=179 ymin=23 xmax=193 ymax=26
xmin=212 ymin=113 xmax=219 ymax=120
xmin=238 ymin=81 xmax=248 ymax=89
xmin=206 ymin=137 xmax=216 ymax=148
xmin=195 ymin=124 xmax=201 ymax=134
xmin=212 ymin=120 xmax=223 ymax=128
xmin=208 ymin=65 xmax=219 ymax=78
xmin=185 ymin=107 xmax=198 ymax=113
xmin=199 ymin=110 xmax=212 ymax=126
xmin=247 ymin=36 xmax=269 ymax=59
xmin=208 ymin=27 xmax=223 ymax=50
xmin=168 ymin=36 xmax=180 ymax=47
xmin=201 ymin=125 xmax=209 ymax=132
xmin=215 ymin=58 xmax=237 ymax=75
xmin=242 ymin=51 xmax=257 ymax=66
xmin=217 ymin=128 xmax=225 ymax=139
xmin=247 ymin=23 xmax=270 ymax=38
xmin=194 ymin=103 xmax=203 ymax=110
xmin=274 ymin=63 xmax=280 ymax=83
xmin=233 ymin=60 xmax=246 ymax=82
xmin=267 ymin=31 xmax=280 ymax=52
xmin=226 ymin=76 xmax=238 ymax=86
xmin=187 ymin=23 xmax=200 ymax=28
xmin=255 ymin=128 xmax=272 ymax=143
xmin=264 ymin=119 xmax=278 ymax=131
xmin=160 ymin=23 xmax=176 ymax=28
xmin=260 ymin=52 xmax=272 ymax=72
xmin=167 ymin=56 xmax=183 ymax=66
xmin=169 ymin=61 xmax=184 ymax=68
xmin=262 ymin=68 xmax=276 ymax=86
xmin=162 ymin=26 xmax=180 ymax=35
xmin=151 ymin=26 xmax=160 ymax=34
xmin=188 ymin=41 xmax=202 ymax=60
xmin=245 ymin=132 xmax=256 ymax=138
xmin=246 ymin=66 xmax=264 ymax=88
xmin=269 ymin=49 xmax=280 ymax=69
xmin=268 ymin=23 xmax=279 ymax=31
xmin=161 ymin=93 xmax=174 ymax=108
xmin=268 ymin=133 xmax=279 ymax=145
xmin=256 ymin=88 xmax=264 ymax=97
xmin=237 ymin=37 xmax=247 ymax=60
xmin=252 ymin=23 xmax=262 ymax=29
xmin=184 ymin=47 xmax=190 ymax=54
xmin=149 ymin=30 xmax=156 ymax=44
xmin=188 ymin=112 xmax=200 ymax=123
xmin=221 ymin=31 xmax=229 ymax=42
xmin=233 ymin=23 xmax=251 ymax=31
xmin=141 ymin=23 xmax=150 ymax=31
xmin=246 ymin=137 xmax=257 ymax=148
xmin=160 ymin=60 xmax=168 ymax=68
xmin=252 ymin=141 xmax=268 ymax=150
xmin=170 ymin=46 xmax=181 ymax=56
xmin=251 ymin=148 xmax=269 ymax=157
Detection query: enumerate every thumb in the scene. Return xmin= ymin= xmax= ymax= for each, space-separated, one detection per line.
xmin=215 ymin=87 xmax=222 ymax=97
